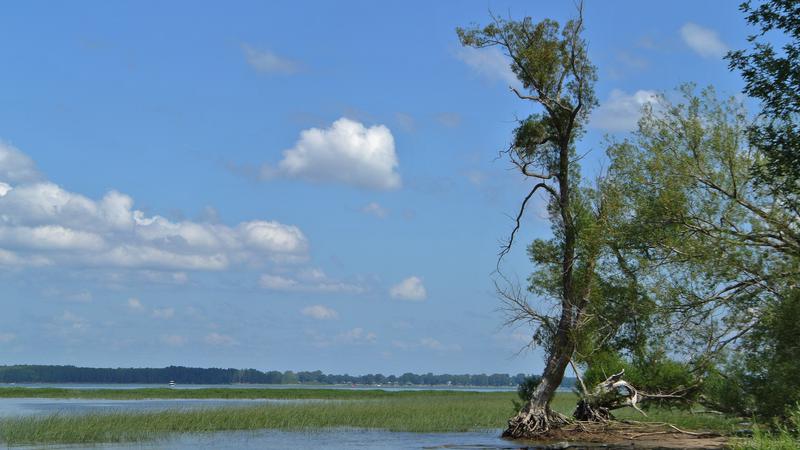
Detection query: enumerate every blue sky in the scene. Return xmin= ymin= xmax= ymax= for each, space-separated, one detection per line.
xmin=0 ymin=1 xmax=753 ymax=375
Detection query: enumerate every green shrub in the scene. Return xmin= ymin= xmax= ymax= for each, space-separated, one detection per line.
xmin=512 ymin=375 xmax=542 ymax=411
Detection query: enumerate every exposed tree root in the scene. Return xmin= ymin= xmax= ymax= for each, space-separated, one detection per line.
xmin=502 ymin=406 xmax=570 ymax=439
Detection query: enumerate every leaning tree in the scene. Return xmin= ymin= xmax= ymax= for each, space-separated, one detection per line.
xmin=455 ymin=4 xmax=789 ymax=437
xmin=457 ymin=6 xmax=605 ymax=437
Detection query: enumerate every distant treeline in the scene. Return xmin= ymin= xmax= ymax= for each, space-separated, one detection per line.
xmin=0 ymin=365 xmax=576 ymax=388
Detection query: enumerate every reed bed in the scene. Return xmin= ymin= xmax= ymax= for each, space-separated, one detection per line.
xmin=0 ymin=389 xmax=737 ymax=445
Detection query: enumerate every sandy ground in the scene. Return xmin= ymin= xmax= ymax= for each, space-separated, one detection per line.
xmin=513 ymin=428 xmax=731 ymax=449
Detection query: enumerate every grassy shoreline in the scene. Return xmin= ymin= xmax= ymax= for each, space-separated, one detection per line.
xmin=0 ymin=388 xmax=739 ymax=446
xmin=0 ymin=386 xmax=506 ymax=400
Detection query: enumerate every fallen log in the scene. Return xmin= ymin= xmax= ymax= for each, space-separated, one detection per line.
xmin=572 ymin=369 xmax=697 ymax=421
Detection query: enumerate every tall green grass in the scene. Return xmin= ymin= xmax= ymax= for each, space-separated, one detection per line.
xmin=730 ymin=404 xmax=800 ymax=450
xmin=0 ymin=389 xmax=737 ymax=445
xmin=0 ymin=397 xmax=512 ymax=445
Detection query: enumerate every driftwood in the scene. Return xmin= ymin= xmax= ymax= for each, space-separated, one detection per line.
xmin=573 ymin=369 xmax=696 ymax=422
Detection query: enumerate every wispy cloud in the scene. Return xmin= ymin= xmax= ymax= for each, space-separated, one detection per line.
xmin=260 ymin=269 xmax=364 ymax=294
xmin=361 ymin=202 xmax=388 ymax=219
xmin=204 ymin=332 xmax=237 ymax=346
xmin=455 ymin=46 xmax=518 ymax=85
xmin=152 ymin=307 xmax=175 ymax=319
xmin=301 ymin=305 xmax=339 ymax=320
xmin=241 ymin=44 xmax=300 ymax=74
xmin=591 ymin=89 xmax=659 ymax=132
xmin=435 ymin=112 xmax=462 ymax=128
xmin=390 ymin=276 xmax=427 ymax=301
xmin=680 ymin=23 xmax=727 ymax=59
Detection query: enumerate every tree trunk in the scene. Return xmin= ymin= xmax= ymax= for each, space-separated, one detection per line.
xmin=503 ymin=317 xmax=574 ymax=438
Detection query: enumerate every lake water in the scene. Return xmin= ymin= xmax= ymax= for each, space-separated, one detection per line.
xmin=18 ymin=429 xmax=632 ymax=450
xmin=0 ymin=383 xmax=519 ymax=392
xmin=0 ymin=397 xmax=320 ymax=418
xmin=0 ymin=385 xmax=595 ymax=449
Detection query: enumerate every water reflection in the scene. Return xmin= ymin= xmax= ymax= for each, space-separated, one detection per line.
xmin=21 ymin=429 xmax=656 ymax=450
xmin=0 ymin=397 xmax=316 ymax=417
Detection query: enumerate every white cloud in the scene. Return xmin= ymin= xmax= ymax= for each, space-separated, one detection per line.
xmin=242 ymin=44 xmax=300 ymax=74
xmin=267 ymin=118 xmax=401 ymax=190
xmin=590 ymin=89 xmax=659 ymax=132
xmin=0 ymin=146 xmax=309 ymax=272
xmin=58 ymin=311 xmax=89 ymax=331
xmin=204 ymin=332 xmax=237 ymax=346
xmin=152 ymin=307 xmax=175 ymax=319
xmin=455 ymin=46 xmax=518 ymax=86
xmin=392 ymin=337 xmax=461 ymax=352
xmin=0 ymin=332 xmax=15 ymax=343
xmin=420 ymin=337 xmax=462 ymax=352
xmin=680 ymin=23 xmax=728 ymax=59
xmin=0 ymin=248 xmax=50 ymax=267
xmin=361 ymin=202 xmax=388 ymax=219
xmin=390 ymin=276 xmax=427 ymax=301
xmin=259 ymin=269 xmax=364 ymax=294
xmin=127 ymin=297 xmax=144 ymax=312
xmin=0 ymin=142 xmax=41 ymax=184
xmin=336 ymin=327 xmax=376 ymax=344
xmin=301 ymin=305 xmax=339 ymax=320
xmin=259 ymin=274 xmax=298 ymax=290
xmin=160 ymin=334 xmax=187 ymax=347
xmin=0 ymin=225 xmax=105 ymax=251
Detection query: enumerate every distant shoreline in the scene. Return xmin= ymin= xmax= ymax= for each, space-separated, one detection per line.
xmin=0 ymin=365 xmax=576 ymax=389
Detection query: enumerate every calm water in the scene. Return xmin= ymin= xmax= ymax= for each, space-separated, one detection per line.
xmin=0 ymin=383 xmax=518 ymax=392
xmin=0 ymin=397 xmax=320 ymax=418
xmin=23 ymin=429 xmax=630 ymax=450
xmin=0 ymin=385 xmax=589 ymax=449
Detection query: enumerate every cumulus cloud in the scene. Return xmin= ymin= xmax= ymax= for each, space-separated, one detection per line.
xmin=455 ymin=46 xmax=518 ymax=86
xmin=264 ymin=118 xmax=401 ymax=190
xmin=0 ymin=145 xmax=309 ymax=272
xmin=361 ymin=202 xmax=388 ymax=219
xmin=301 ymin=305 xmax=339 ymax=320
xmin=242 ymin=44 xmax=300 ymax=74
xmin=390 ymin=276 xmax=427 ymax=301
xmin=0 ymin=142 xmax=41 ymax=184
xmin=590 ymin=89 xmax=659 ymax=132
xmin=259 ymin=268 xmax=364 ymax=294
xmin=680 ymin=23 xmax=727 ymax=59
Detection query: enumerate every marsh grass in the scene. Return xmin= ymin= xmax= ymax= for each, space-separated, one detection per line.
xmin=0 ymin=389 xmax=738 ymax=445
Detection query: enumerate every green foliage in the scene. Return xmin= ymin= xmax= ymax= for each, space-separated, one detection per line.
xmin=736 ymin=291 xmax=800 ymax=421
xmin=732 ymin=404 xmax=800 ymax=450
xmin=581 ymin=350 xmax=696 ymax=409
xmin=512 ymin=375 xmax=542 ymax=411
xmin=457 ymin=16 xmax=597 ymax=123
xmin=727 ymin=0 xmax=800 ymax=204
xmin=0 ymin=365 xmax=525 ymax=387
xmin=702 ymin=369 xmax=752 ymax=416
